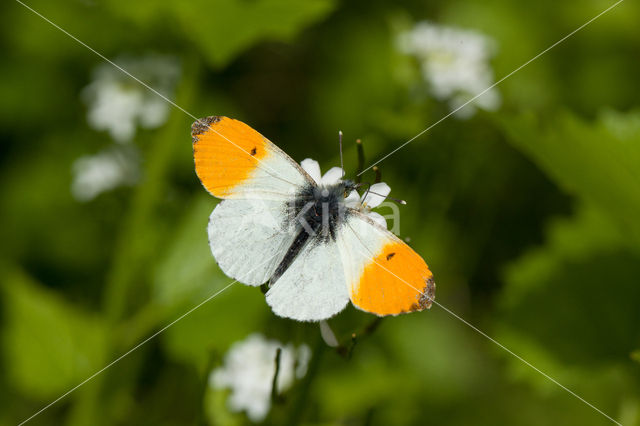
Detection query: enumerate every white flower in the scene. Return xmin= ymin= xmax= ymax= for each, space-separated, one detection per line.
xmin=300 ymin=158 xmax=390 ymax=228
xmin=210 ymin=334 xmax=311 ymax=422
xmin=82 ymin=54 xmax=180 ymax=143
xmin=398 ymin=21 xmax=500 ymax=118
xmin=300 ymin=158 xmax=344 ymax=186
xmin=71 ymin=146 xmax=139 ymax=201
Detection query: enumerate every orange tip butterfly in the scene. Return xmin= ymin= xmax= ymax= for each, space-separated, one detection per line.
xmin=192 ymin=116 xmax=435 ymax=322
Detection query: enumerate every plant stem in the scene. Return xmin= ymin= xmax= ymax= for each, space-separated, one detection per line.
xmin=102 ymin=56 xmax=199 ymax=323
xmin=271 ymin=348 xmax=283 ymax=403
xmin=285 ymin=334 xmax=325 ymax=426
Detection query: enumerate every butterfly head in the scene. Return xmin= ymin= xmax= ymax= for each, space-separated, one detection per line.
xmin=341 ymin=179 xmax=357 ymax=197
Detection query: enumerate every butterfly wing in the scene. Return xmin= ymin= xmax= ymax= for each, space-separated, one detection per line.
xmin=337 ymin=211 xmax=436 ymax=316
xmin=265 ymin=239 xmax=349 ymax=322
xmin=208 ymin=198 xmax=297 ymax=286
xmin=195 ymin=116 xmax=316 ymax=286
xmin=192 ymin=116 xmax=313 ymax=200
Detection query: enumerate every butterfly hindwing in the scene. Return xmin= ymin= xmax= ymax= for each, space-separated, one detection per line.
xmin=337 ymin=211 xmax=435 ymax=316
xmin=265 ymin=239 xmax=350 ymax=322
xmin=192 ymin=116 xmax=313 ymax=200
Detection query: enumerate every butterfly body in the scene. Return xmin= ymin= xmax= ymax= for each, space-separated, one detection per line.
xmin=193 ymin=116 xmax=435 ymax=321
xmin=271 ymin=179 xmax=357 ymax=284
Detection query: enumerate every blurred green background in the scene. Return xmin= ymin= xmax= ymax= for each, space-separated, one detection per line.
xmin=1 ymin=0 xmax=639 ymax=425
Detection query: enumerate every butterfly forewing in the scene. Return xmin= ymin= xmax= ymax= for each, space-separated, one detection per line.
xmin=192 ymin=116 xmax=313 ymax=200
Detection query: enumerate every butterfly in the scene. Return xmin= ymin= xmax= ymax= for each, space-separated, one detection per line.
xmin=192 ymin=116 xmax=435 ymax=322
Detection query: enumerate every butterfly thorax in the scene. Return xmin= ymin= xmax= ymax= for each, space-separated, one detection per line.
xmin=288 ymin=181 xmax=354 ymax=242
xmin=271 ymin=181 xmax=354 ymax=285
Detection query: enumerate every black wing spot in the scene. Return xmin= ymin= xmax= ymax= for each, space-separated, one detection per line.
xmin=250 ymin=147 xmax=257 ymax=156
xmin=386 ymin=252 xmax=396 ymax=261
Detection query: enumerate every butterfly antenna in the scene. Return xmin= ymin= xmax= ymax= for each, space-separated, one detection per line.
xmin=366 ymin=189 xmax=407 ymax=205
xmin=338 ymin=130 xmax=344 ymax=178
xmin=369 ymin=166 xmax=404 ymax=204
xmin=362 ymin=183 xmax=371 ymax=205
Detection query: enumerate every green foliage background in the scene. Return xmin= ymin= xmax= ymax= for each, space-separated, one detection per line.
xmin=1 ymin=0 xmax=639 ymax=425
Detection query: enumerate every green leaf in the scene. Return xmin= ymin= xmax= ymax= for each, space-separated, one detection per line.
xmin=152 ymin=195 xmax=224 ymax=306
xmin=103 ymin=0 xmax=336 ymax=67
xmin=500 ymin=109 xmax=640 ymax=245
xmin=160 ymin=284 xmax=270 ymax=370
xmin=180 ymin=0 xmax=335 ymax=66
xmin=498 ymin=203 xmax=640 ymax=366
xmin=204 ymin=388 xmax=244 ymax=426
xmin=500 ymin=204 xmax=629 ymax=309
xmin=1 ymin=267 xmax=107 ymax=399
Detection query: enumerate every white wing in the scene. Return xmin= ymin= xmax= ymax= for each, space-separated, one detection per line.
xmin=208 ymin=198 xmax=296 ymax=285
xmin=265 ymin=240 xmax=350 ymax=322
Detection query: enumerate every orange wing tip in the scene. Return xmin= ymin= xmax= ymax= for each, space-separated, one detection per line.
xmin=191 ymin=116 xmax=223 ymax=144
xmin=381 ymin=276 xmax=436 ymax=316
xmin=350 ymin=239 xmax=436 ymax=316
xmin=191 ymin=116 xmax=271 ymax=198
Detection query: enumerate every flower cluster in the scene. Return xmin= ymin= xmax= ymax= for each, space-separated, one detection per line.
xmin=210 ymin=334 xmax=311 ymax=422
xmin=82 ymin=54 xmax=180 ymax=143
xmin=301 ymin=158 xmax=391 ymax=228
xmin=72 ymin=54 xmax=180 ymax=201
xmin=398 ymin=21 xmax=500 ymax=118
xmin=71 ymin=146 xmax=139 ymax=201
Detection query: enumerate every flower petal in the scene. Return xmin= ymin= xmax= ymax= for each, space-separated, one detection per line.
xmin=367 ymin=211 xmax=387 ymax=229
xmin=363 ymin=182 xmax=391 ymax=208
xmin=321 ymin=167 xmax=344 ymax=185
xmin=300 ymin=158 xmax=321 ymax=183
xmin=344 ymin=190 xmax=361 ymax=208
